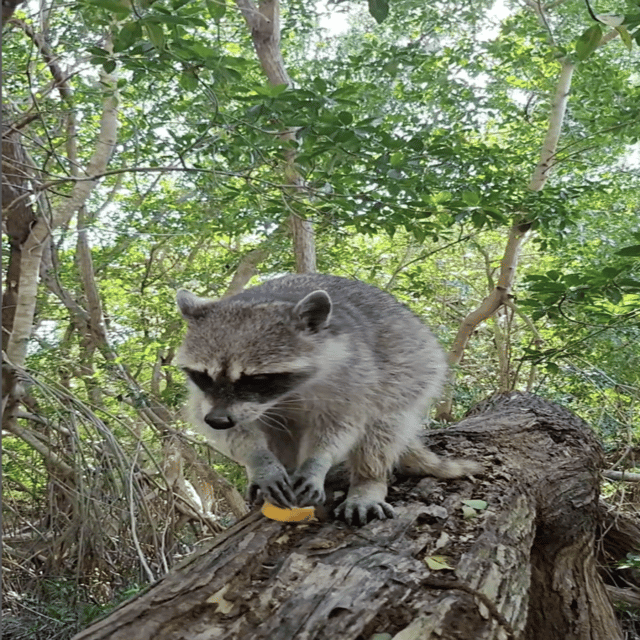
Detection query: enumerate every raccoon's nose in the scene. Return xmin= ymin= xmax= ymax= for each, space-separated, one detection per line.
xmin=204 ymin=410 xmax=236 ymax=430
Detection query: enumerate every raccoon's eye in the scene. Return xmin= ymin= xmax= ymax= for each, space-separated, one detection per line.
xmin=183 ymin=368 xmax=214 ymax=391
xmin=235 ymin=372 xmax=302 ymax=398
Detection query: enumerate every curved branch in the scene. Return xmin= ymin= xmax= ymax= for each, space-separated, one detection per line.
xmin=436 ymin=224 xmax=530 ymax=419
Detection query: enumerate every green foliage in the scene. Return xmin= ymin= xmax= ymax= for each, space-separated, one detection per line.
xmin=368 ymin=0 xmax=390 ymax=24
xmin=576 ymin=24 xmax=603 ymax=60
xmin=2 ymin=578 xmax=144 ymax=640
xmin=2 ymin=0 xmax=639 ymax=620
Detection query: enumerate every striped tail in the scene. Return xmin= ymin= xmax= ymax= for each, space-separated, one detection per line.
xmin=397 ymin=444 xmax=483 ymax=479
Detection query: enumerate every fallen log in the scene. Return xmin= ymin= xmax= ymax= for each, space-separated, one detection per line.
xmin=72 ymin=392 xmax=623 ymax=640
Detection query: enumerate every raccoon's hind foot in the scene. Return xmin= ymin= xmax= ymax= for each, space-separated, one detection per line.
xmin=335 ymin=497 xmax=395 ymax=526
xmin=247 ymin=461 xmax=296 ymax=509
xmin=334 ymin=479 xmax=395 ymax=526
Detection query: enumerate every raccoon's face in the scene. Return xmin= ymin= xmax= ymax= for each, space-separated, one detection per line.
xmin=181 ymin=367 xmax=311 ymax=429
xmin=176 ymin=288 xmax=343 ymax=430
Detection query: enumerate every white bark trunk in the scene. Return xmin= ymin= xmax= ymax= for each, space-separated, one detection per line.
xmin=437 ymin=55 xmax=578 ymax=417
xmin=6 ymin=67 xmax=118 ymax=367
xmin=234 ymin=0 xmax=316 ymax=273
xmin=528 ymin=60 xmax=575 ymax=191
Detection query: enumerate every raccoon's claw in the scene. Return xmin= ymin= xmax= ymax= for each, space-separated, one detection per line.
xmin=334 ymin=498 xmax=396 ymax=526
xmin=248 ymin=467 xmax=296 ymax=509
xmin=291 ymin=472 xmax=326 ymax=507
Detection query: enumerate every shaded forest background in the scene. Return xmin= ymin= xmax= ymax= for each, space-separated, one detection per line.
xmin=2 ymin=0 xmax=639 ymax=638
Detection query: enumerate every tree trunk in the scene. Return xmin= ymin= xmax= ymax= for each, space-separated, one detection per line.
xmin=234 ymin=0 xmax=317 ymax=273
xmin=71 ymin=393 xmax=623 ymax=640
xmin=435 ymin=21 xmax=623 ymax=420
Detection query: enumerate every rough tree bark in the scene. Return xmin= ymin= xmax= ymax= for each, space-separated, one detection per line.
xmin=71 ymin=393 xmax=624 ymax=640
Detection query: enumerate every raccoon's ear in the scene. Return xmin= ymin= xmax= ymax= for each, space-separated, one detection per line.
xmin=294 ymin=290 xmax=332 ymax=332
xmin=176 ymin=289 xmax=212 ymax=319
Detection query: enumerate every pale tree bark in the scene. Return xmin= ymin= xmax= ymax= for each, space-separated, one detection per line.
xmin=234 ymin=0 xmax=316 ymax=273
xmin=2 ymin=23 xmax=116 ymax=425
xmin=223 ymin=247 xmax=270 ymax=297
xmin=1 ymin=128 xmax=37 ymax=354
xmin=435 ymin=17 xmax=620 ymax=419
xmin=1 ymin=128 xmax=38 ymax=420
xmin=436 ymin=221 xmax=530 ymax=419
xmin=74 ymin=204 xmax=109 ymax=406
xmin=5 ymin=63 xmax=118 ymax=370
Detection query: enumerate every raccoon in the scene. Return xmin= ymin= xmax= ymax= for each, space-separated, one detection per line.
xmin=176 ymin=274 xmax=481 ymax=525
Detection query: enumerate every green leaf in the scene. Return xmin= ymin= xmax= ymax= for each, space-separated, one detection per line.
xmin=368 ymin=0 xmax=389 ymax=24
xmin=462 ymin=499 xmax=488 ymax=510
xmin=87 ymin=0 xmax=131 ymax=14
xmin=144 ymin=22 xmax=165 ymax=50
xmin=462 ymin=191 xmax=480 ymax=206
xmin=431 ymin=191 xmax=452 ymax=204
xmin=546 ymin=362 xmax=559 ymax=374
xmin=179 ymin=71 xmax=199 ymax=91
xmin=618 ymin=278 xmax=640 ymax=290
xmin=424 ymin=555 xmax=454 ymax=570
xmin=461 ymin=505 xmax=478 ymax=519
xmin=189 ymin=42 xmax=219 ymax=59
xmin=88 ymin=46 xmax=110 ymax=57
xmin=616 ymin=244 xmax=640 ymax=256
xmin=206 ymin=0 xmax=226 ymax=22
xmin=605 ymin=287 xmax=622 ymax=304
xmin=113 ymin=21 xmax=141 ymax=53
xmin=575 ymin=24 xmax=603 ymax=61
xmin=482 ymin=207 xmax=508 ymax=224
xmin=389 ymin=151 xmax=404 ymax=167
xmin=615 ymin=26 xmax=634 ymax=51
xmin=338 ymin=111 xmax=353 ymax=125
xmin=254 ymin=83 xmax=288 ymax=97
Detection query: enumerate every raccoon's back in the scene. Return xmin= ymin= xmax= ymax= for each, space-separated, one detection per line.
xmin=241 ymin=274 xmax=446 ymax=394
xmin=237 ymin=274 xmax=423 ymax=328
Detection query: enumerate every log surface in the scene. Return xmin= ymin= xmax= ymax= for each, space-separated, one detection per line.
xmin=72 ymin=393 xmax=622 ymax=640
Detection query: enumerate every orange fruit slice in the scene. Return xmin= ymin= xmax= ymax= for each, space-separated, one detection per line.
xmin=261 ymin=502 xmax=316 ymax=522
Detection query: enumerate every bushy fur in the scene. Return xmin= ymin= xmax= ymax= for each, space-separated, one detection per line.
xmin=176 ymin=274 xmax=481 ymax=525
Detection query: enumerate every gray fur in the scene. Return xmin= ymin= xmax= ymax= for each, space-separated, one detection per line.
xmin=176 ymin=274 xmax=482 ymax=525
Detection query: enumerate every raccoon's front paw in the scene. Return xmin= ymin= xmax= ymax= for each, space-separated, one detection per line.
xmin=291 ymin=457 xmax=329 ymax=506
xmin=291 ymin=471 xmax=326 ymax=507
xmin=248 ymin=464 xmax=296 ymax=509
xmin=334 ymin=497 xmax=396 ymax=526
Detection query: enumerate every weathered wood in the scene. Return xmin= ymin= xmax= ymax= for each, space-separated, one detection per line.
xmin=72 ymin=393 xmax=623 ymax=640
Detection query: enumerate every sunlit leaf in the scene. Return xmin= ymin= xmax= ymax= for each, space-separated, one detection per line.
xmin=575 ymin=24 xmax=603 ymax=61
xmin=425 ymin=556 xmax=454 ymax=570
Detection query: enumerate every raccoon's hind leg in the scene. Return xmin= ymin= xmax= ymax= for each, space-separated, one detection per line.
xmin=334 ymin=419 xmax=408 ymax=526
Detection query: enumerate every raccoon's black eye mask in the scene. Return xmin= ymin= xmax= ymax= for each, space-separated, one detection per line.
xmin=183 ymin=368 xmax=215 ymax=391
xmin=183 ymin=368 xmax=310 ymax=401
